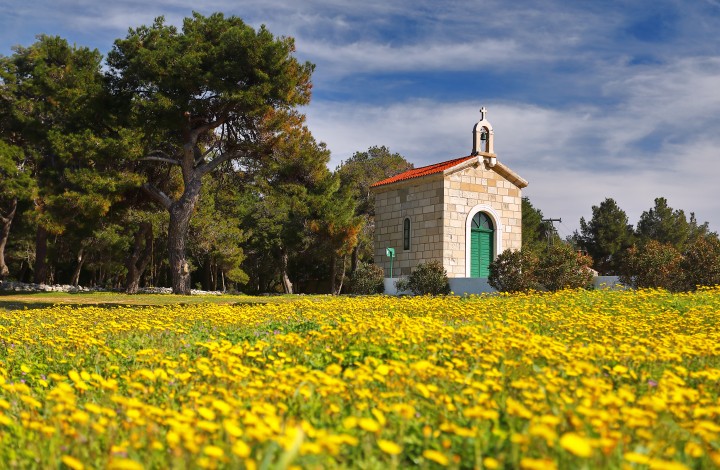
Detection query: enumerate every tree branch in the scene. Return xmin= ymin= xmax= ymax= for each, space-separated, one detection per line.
xmin=196 ymin=151 xmax=238 ymax=177
xmin=190 ymin=118 xmax=225 ymax=142
xmin=141 ymin=183 xmax=173 ymax=210
xmin=142 ymin=156 xmax=182 ymax=166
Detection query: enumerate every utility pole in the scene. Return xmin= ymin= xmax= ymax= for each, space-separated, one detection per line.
xmin=542 ymin=218 xmax=562 ymax=246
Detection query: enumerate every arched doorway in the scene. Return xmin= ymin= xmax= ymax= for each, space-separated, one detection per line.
xmin=470 ymin=212 xmax=494 ymax=277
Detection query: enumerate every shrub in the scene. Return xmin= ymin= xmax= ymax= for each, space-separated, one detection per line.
xmin=619 ymin=240 xmax=681 ymax=290
xmin=536 ymin=243 xmax=594 ymax=291
xmin=402 ymin=260 xmax=450 ymax=295
xmin=488 ymin=249 xmax=540 ymax=293
xmin=678 ymin=236 xmax=720 ymax=291
xmin=349 ymin=263 xmax=385 ymax=294
xmin=394 ymin=276 xmax=410 ymax=293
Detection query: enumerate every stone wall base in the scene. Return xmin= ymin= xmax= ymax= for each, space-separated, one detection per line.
xmin=383 ymin=275 xmax=624 ymax=296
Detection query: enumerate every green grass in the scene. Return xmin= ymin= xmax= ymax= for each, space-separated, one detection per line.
xmin=0 ymin=290 xmax=301 ymax=311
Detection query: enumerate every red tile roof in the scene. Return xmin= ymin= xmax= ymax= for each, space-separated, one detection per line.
xmin=370 ymin=156 xmax=475 ymax=188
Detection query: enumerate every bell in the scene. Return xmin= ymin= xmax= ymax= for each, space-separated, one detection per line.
xmin=480 ymin=131 xmax=487 ymax=141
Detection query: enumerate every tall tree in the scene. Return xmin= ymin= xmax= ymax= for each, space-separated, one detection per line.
xmin=0 ymin=142 xmax=33 ymax=280
xmin=240 ymin=112 xmax=336 ymax=294
xmin=636 ymin=197 xmax=690 ymax=250
xmin=107 ymin=12 xmax=313 ymax=294
xmin=188 ymin=174 xmax=248 ymax=292
xmin=307 ymin=175 xmax=363 ymax=294
xmin=521 ymin=197 xmax=548 ymax=254
xmin=1 ymin=35 xmax=139 ymax=284
xmin=336 ymin=146 xmax=412 ymax=272
xmin=578 ymin=198 xmax=635 ymax=274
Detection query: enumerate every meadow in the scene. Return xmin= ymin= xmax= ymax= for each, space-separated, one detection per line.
xmin=0 ymin=288 xmax=719 ymax=469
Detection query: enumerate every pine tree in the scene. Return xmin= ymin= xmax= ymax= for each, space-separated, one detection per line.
xmin=107 ymin=12 xmax=313 ymax=294
xmin=578 ymin=198 xmax=635 ymax=274
xmin=337 ymin=146 xmax=412 ymax=272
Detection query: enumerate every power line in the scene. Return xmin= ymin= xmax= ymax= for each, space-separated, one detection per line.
xmin=542 ymin=218 xmax=562 ymax=246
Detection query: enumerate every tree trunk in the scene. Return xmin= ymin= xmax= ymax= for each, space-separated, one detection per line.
xmin=330 ymin=252 xmax=337 ymax=295
xmin=168 ymin=178 xmax=203 ymax=295
xmin=335 ymin=255 xmax=348 ymax=295
xmin=280 ymin=249 xmax=293 ymax=294
xmin=125 ymin=222 xmax=153 ymax=294
xmin=212 ymin=261 xmax=218 ymax=291
xmin=350 ymin=244 xmax=360 ymax=275
xmin=70 ymin=246 xmax=85 ymax=286
xmin=0 ymin=198 xmax=18 ymax=281
xmin=33 ymin=226 xmax=49 ymax=284
xmin=203 ymin=257 xmax=212 ymax=291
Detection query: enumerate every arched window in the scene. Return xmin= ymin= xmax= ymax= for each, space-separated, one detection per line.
xmin=403 ymin=218 xmax=411 ymax=250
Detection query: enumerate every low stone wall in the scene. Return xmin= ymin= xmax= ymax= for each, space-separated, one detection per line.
xmin=0 ymin=281 xmax=224 ymax=295
xmin=593 ymin=276 xmax=623 ymax=289
xmin=384 ymin=275 xmax=625 ymax=296
xmin=384 ymin=277 xmax=495 ymax=295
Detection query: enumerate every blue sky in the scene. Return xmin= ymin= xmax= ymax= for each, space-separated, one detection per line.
xmin=2 ymin=0 xmax=720 ymax=236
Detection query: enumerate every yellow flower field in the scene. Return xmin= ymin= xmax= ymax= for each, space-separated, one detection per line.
xmin=1 ymin=288 xmax=719 ymax=469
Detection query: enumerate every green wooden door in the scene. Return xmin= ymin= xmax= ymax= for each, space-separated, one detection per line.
xmin=470 ymin=213 xmax=494 ymax=277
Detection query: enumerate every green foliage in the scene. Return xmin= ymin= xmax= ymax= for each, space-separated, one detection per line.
xmin=189 ymin=175 xmax=249 ymax=290
xmin=337 ymin=146 xmax=412 ymax=272
xmin=491 ymin=245 xmax=593 ymax=292
xmin=536 ymin=243 xmax=594 ymax=292
xmin=1 ymin=35 xmax=142 ymax=283
xmin=636 ymin=197 xmax=690 ymax=250
xmin=0 ymin=142 xmax=33 ymax=203
xmin=107 ymin=12 xmax=313 ymax=131
xmin=578 ymin=198 xmax=635 ymax=275
xmin=521 ymin=197 xmax=547 ymax=253
xmin=337 ymin=146 xmax=413 ymax=217
xmin=348 ymin=263 xmax=385 ymax=295
xmin=488 ymin=249 xmax=540 ymax=293
xmin=619 ymin=241 xmax=681 ymax=291
xmin=678 ymin=236 xmax=720 ymax=291
xmin=399 ymin=260 xmax=451 ymax=296
xmin=107 ymin=12 xmax=315 ymax=294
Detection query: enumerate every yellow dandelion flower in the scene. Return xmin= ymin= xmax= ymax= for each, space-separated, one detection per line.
xmin=520 ymin=457 xmax=557 ymax=470
xmin=223 ymin=419 xmax=243 ymax=437
xmin=325 ymin=364 xmax=342 ymax=376
xmin=203 ymin=445 xmax=224 ymax=459
xmin=232 ymin=441 xmax=251 ymax=458
xmin=377 ymin=439 xmax=402 ymax=455
xmin=358 ymin=418 xmax=380 ymax=433
xmin=212 ymin=400 xmax=232 ymax=415
xmin=166 ymin=431 xmax=181 ymax=447
xmin=647 ymin=459 xmax=690 ymax=470
xmin=197 ymin=407 xmax=216 ymax=421
xmin=61 ymin=455 xmax=84 ymax=470
xmin=483 ymin=457 xmax=500 ymax=469
xmin=371 ymin=409 xmax=386 ymax=426
xmin=107 ymin=458 xmax=144 ymax=470
xmin=560 ymin=432 xmax=592 ymax=457
xmin=624 ymin=452 xmax=650 ymax=464
xmin=423 ymin=450 xmax=449 ymax=466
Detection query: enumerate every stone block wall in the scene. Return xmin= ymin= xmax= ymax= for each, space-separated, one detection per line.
xmin=373 ymin=175 xmax=445 ymax=276
xmin=372 ymin=160 xmax=523 ymax=279
xmin=443 ymin=161 xmax=522 ymax=277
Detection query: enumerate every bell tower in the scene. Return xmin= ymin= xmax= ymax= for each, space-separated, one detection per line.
xmin=472 ymin=106 xmax=495 ymax=155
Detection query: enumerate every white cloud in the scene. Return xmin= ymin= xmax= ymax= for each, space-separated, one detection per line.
xmin=305 ymin=97 xmax=720 ymax=233
xmin=296 ymin=39 xmax=525 ymax=76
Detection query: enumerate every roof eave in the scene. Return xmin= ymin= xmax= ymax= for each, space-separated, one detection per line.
xmin=493 ymin=160 xmax=529 ymax=188
xmin=442 ymin=156 xmax=479 ymax=176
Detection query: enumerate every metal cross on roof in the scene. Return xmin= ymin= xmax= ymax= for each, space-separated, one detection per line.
xmin=479 ymin=106 xmax=488 ymax=121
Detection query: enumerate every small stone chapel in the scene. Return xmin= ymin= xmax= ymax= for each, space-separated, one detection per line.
xmin=370 ymin=108 xmax=528 ymax=282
